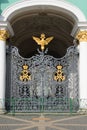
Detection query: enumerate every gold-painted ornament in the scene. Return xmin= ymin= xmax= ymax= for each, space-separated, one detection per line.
xmin=54 ymin=65 xmax=65 ymax=82
xmin=20 ymin=64 xmax=31 ymax=81
xmin=0 ymin=30 xmax=9 ymax=41
xmin=32 ymin=33 xmax=53 ymax=51
xmin=76 ymin=30 xmax=87 ymax=42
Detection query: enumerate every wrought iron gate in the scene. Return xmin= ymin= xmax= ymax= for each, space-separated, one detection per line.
xmin=6 ymin=45 xmax=79 ymax=112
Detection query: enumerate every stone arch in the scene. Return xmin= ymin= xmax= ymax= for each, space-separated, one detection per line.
xmin=1 ymin=0 xmax=86 ymax=22
xmin=1 ymin=0 xmax=85 ymax=58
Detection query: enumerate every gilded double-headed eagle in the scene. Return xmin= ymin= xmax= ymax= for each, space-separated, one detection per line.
xmin=32 ymin=33 xmax=54 ymax=51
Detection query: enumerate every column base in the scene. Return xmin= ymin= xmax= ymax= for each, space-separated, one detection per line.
xmin=79 ymin=99 xmax=87 ymax=109
xmin=77 ymin=109 xmax=87 ymax=114
xmin=77 ymin=99 xmax=87 ymax=114
xmin=0 ymin=108 xmax=6 ymax=114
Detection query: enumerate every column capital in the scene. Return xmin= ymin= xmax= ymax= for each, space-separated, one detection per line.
xmin=71 ymin=22 xmax=87 ymax=37
xmin=0 ymin=20 xmax=14 ymax=37
xmin=76 ymin=30 xmax=87 ymax=42
xmin=0 ymin=30 xmax=9 ymax=41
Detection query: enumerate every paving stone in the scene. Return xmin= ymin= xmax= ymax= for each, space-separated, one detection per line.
xmin=0 ymin=114 xmax=87 ymax=130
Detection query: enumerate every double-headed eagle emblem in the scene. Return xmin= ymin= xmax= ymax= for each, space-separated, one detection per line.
xmin=32 ymin=33 xmax=54 ymax=51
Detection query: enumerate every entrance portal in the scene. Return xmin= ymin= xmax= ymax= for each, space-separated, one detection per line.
xmin=6 ymin=42 xmax=79 ymax=112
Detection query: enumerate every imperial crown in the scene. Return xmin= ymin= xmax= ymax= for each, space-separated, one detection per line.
xmin=57 ymin=65 xmax=62 ymax=70
xmin=22 ymin=64 xmax=28 ymax=70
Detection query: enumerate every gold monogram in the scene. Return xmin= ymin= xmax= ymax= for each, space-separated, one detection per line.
xmin=20 ymin=64 xmax=31 ymax=82
xmin=0 ymin=30 xmax=9 ymax=41
xmin=54 ymin=65 xmax=65 ymax=82
xmin=76 ymin=30 xmax=87 ymax=42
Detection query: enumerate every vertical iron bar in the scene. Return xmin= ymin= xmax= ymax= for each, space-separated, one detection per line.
xmin=12 ymin=97 xmax=15 ymax=116
xmin=70 ymin=98 xmax=73 ymax=114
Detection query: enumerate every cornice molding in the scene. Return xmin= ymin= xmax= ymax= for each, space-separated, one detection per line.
xmin=71 ymin=22 xmax=87 ymax=37
xmin=0 ymin=21 xmax=14 ymax=36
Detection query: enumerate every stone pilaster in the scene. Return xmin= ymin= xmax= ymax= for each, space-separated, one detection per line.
xmin=0 ymin=29 xmax=9 ymax=113
xmin=76 ymin=30 xmax=87 ymax=109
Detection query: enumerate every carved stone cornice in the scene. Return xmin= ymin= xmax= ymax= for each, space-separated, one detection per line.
xmin=76 ymin=30 xmax=87 ymax=42
xmin=0 ymin=30 xmax=9 ymax=41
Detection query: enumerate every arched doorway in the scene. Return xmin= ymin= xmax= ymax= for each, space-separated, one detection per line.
xmin=3 ymin=0 xmax=83 ymax=112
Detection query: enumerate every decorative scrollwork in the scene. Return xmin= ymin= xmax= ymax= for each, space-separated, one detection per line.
xmin=54 ymin=65 xmax=65 ymax=82
xmin=0 ymin=30 xmax=9 ymax=41
xmin=76 ymin=30 xmax=87 ymax=42
xmin=8 ymin=45 xmax=79 ymax=112
xmin=20 ymin=64 xmax=31 ymax=81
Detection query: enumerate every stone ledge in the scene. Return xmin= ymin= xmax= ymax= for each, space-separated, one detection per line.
xmin=77 ymin=109 xmax=87 ymax=114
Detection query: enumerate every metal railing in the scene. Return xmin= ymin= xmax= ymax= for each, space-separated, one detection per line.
xmin=1 ymin=98 xmax=87 ymax=115
xmin=0 ymin=97 xmax=82 ymax=115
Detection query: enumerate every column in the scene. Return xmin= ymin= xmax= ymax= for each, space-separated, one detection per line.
xmin=0 ymin=29 xmax=9 ymax=113
xmin=76 ymin=30 xmax=87 ymax=109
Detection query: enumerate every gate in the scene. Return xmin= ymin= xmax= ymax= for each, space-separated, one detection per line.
xmin=6 ymin=45 xmax=79 ymax=113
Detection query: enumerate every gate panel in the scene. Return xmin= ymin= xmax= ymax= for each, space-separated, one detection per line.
xmin=6 ymin=46 xmax=79 ymax=112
